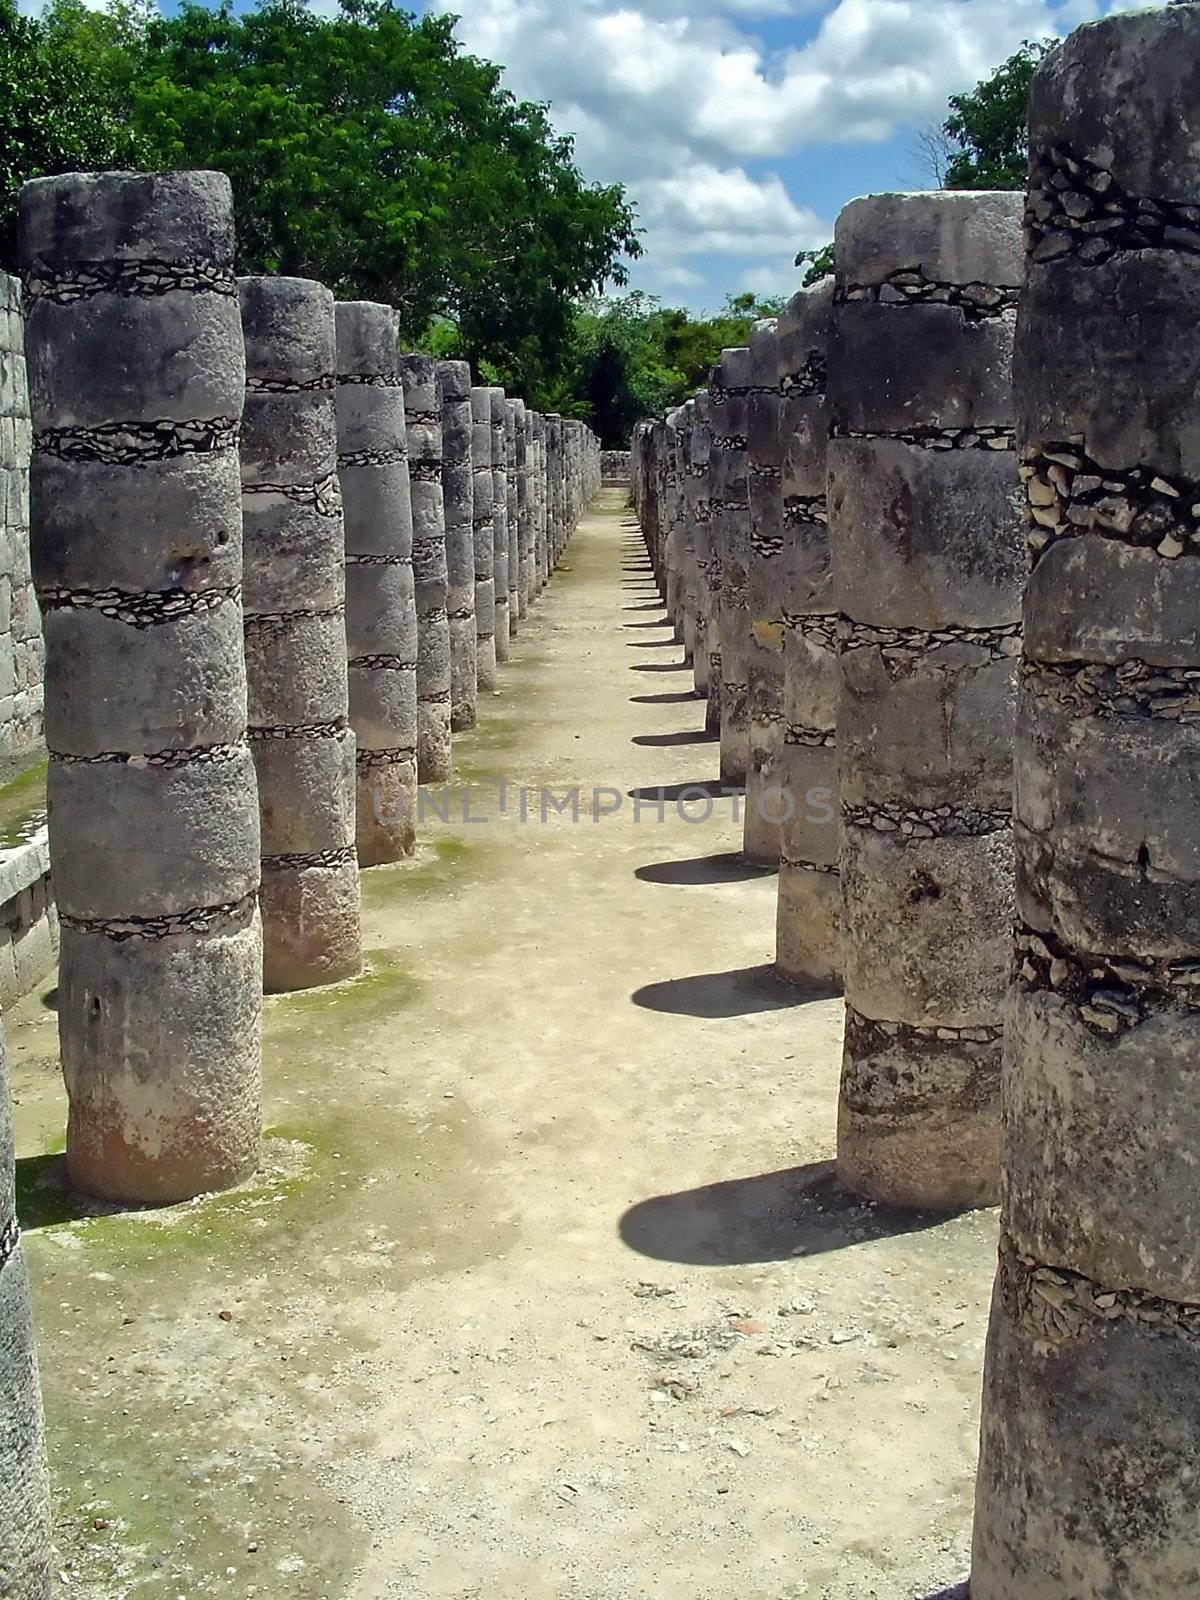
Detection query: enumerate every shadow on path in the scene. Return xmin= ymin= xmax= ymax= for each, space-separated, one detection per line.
xmin=623 ymin=620 xmax=673 ymax=630
xmin=629 ymin=691 xmax=699 ymax=706
xmin=629 ymin=662 xmax=690 ymax=674
xmin=16 ymin=1153 xmax=145 ymax=1229
xmin=633 ymin=961 xmax=836 ymax=1018
xmin=623 ymin=603 xmax=665 ymax=614
xmin=620 ymin=1160 xmax=951 ymax=1266
xmin=636 ymin=852 xmax=774 ymax=886
xmin=627 ymin=779 xmax=733 ymax=801
xmin=627 ymin=639 xmax=679 ymax=650
xmin=631 ymin=730 xmax=715 ymax=747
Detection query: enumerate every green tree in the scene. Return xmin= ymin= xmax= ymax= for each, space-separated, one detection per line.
xmin=0 ymin=0 xmax=149 ymax=264
xmin=942 ymin=40 xmax=1052 ymax=190
xmin=794 ymin=242 xmax=834 ymax=286
xmin=128 ymin=0 xmax=639 ymax=391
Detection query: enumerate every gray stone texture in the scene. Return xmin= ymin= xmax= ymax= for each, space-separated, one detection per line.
xmin=0 ymin=1017 xmax=51 ymax=1600
xmin=240 ymin=276 xmax=361 ymax=994
xmin=470 ymin=386 xmax=497 ymax=693
xmin=399 ymin=355 xmax=452 ymax=782
xmin=436 ymin=360 xmax=477 ymax=733
xmin=335 ymin=302 xmax=418 ymax=865
xmin=972 ymin=13 xmax=1200 ymax=1599
xmin=513 ymin=400 xmax=533 ymax=621
xmin=530 ymin=412 xmax=548 ymax=595
xmin=745 ymin=318 xmax=786 ymax=864
xmin=504 ymin=400 xmax=520 ymax=635
xmin=21 ymin=168 xmax=262 ymax=1204
xmin=712 ymin=347 xmax=752 ymax=780
xmin=775 ymin=282 xmax=841 ymax=986
xmin=829 ymin=189 xmax=1024 ymax=1212
xmin=0 ymin=277 xmax=43 ymax=776
xmin=686 ymin=397 xmax=713 ymax=698
xmin=490 ymin=388 xmax=511 ymax=663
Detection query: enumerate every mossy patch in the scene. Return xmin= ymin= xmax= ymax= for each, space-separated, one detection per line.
xmin=0 ymin=757 xmax=47 ymax=848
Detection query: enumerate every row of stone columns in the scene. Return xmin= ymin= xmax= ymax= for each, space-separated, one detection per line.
xmin=14 ymin=168 xmax=598 ymax=1219
xmin=634 ymin=6 xmax=1200 ymax=1593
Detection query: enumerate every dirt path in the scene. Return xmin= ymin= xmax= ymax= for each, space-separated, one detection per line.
xmin=10 ymin=491 xmax=994 ymax=1600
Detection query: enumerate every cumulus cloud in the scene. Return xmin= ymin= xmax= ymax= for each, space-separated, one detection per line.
xmin=437 ymin=0 xmax=1130 ymax=308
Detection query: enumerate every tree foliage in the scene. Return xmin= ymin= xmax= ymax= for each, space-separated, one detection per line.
xmin=942 ymin=39 xmax=1052 ymax=191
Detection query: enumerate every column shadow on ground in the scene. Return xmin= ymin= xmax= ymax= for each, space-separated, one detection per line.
xmin=623 ymin=620 xmax=673 ymax=630
xmin=635 ymin=852 xmax=775 ymax=886
xmin=914 ymin=1587 xmax=968 ymax=1599
xmin=629 ymin=691 xmax=700 ymax=706
xmin=16 ymin=1154 xmax=145 ymax=1228
xmin=628 ymin=662 xmax=691 ymax=674
xmin=627 ymin=779 xmax=733 ymax=801
xmin=623 ymin=603 xmax=665 ymax=613
xmin=632 ymin=962 xmax=837 ymax=1018
xmin=619 ymin=1160 xmax=950 ymax=1265
xmin=627 ymin=639 xmax=680 ymax=650
xmin=631 ymin=730 xmax=716 ymax=747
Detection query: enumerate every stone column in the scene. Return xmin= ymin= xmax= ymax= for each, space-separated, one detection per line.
xmin=504 ymin=399 xmax=520 ymax=636
xmin=399 ymin=355 xmax=451 ymax=783
xmin=488 ymin=388 xmax=511 ymax=662
xmin=1 ymin=1020 xmax=50 ymax=1598
xmin=470 ymin=386 xmax=497 ymax=693
xmin=436 ymin=360 xmax=477 ymax=733
xmin=746 ymin=319 xmax=786 ymax=864
xmin=239 ymin=277 xmax=361 ymax=993
xmin=775 ymin=282 xmax=841 ymax=986
xmin=700 ymin=387 xmax=723 ymax=736
xmin=711 ymin=349 xmax=752 ymax=781
xmin=687 ymin=396 xmax=714 ymax=700
xmin=830 ymin=191 xmax=1024 ymax=1211
xmin=336 ymin=302 xmax=418 ymax=865
xmin=663 ymin=409 xmax=687 ymax=646
xmin=547 ymin=415 xmax=563 ymax=568
xmin=530 ymin=412 xmax=547 ymax=596
xmin=21 ymin=170 xmax=261 ymax=1204
xmin=972 ymin=10 xmax=1200 ymax=1596
xmin=513 ymin=401 xmax=534 ymax=620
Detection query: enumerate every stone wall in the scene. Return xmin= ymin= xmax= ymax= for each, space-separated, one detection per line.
xmin=0 ymin=275 xmax=43 ymax=781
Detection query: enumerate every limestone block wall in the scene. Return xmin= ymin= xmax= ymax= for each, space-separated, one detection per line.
xmin=601 ymin=450 xmax=630 ymax=486
xmin=0 ymin=278 xmax=42 ymax=778
xmin=0 ymin=829 xmax=55 ymax=1008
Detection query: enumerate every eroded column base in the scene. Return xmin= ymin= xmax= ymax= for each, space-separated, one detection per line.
xmin=776 ymin=865 xmax=842 ymax=986
xmin=417 ymin=697 xmax=453 ymax=784
xmin=356 ymin=755 xmax=417 ymax=864
xmin=261 ymin=858 xmax=363 ymax=994
xmin=60 ymin=911 xmax=263 ymax=1206
xmin=972 ymin=1242 xmax=1200 ymax=1600
xmin=450 ymin=615 xmax=478 ymax=733
xmin=836 ymin=1009 xmax=1001 ymax=1210
xmin=477 ymin=634 xmax=498 ymax=693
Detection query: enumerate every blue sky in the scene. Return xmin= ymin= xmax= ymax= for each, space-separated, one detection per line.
xmin=412 ymin=0 xmax=1138 ymax=313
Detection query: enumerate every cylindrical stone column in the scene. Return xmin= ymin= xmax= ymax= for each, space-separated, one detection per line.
xmin=547 ymin=415 xmax=563 ymax=568
xmin=513 ymin=401 xmax=534 ymax=620
xmin=21 ymin=170 xmax=261 ymax=1204
xmin=489 ymin=388 xmax=511 ymax=661
xmin=504 ymin=399 xmax=520 ymax=636
xmin=436 ymin=360 xmax=477 ymax=733
xmin=470 ymin=386 xmax=497 ymax=693
xmin=240 ymin=277 xmax=361 ymax=993
xmin=336 ymin=302 xmax=418 ymax=865
xmin=688 ymin=396 xmax=714 ymax=699
xmin=1 ymin=1022 xmax=51 ymax=1600
xmin=973 ymin=11 xmax=1200 ymax=1596
xmin=399 ymin=354 xmax=451 ymax=782
xmin=530 ymin=412 xmax=547 ymax=595
xmin=663 ymin=408 xmax=687 ymax=645
xmin=711 ymin=349 xmax=752 ymax=779
xmin=775 ymin=282 xmax=841 ymax=986
xmin=746 ymin=319 xmax=786 ymax=863
xmin=830 ymin=191 xmax=1024 ymax=1211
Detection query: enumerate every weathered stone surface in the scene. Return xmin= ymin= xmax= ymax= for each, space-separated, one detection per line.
xmin=971 ymin=14 xmax=1200 ymax=1597
xmin=437 ymin=360 xmax=477 ymax=733
xmin=470 ymin=386 xmax=497 ymax=692
xmin=0 ymin=277 xmax=42 ymax=773
xmin=21 ymin=168 xmax=261 ymax=1203
xmin=241 ymin=276 xmax=361 ymax=992
xmin=711 ymin=347 xmax=752 ymax=785
xmin=504 ymin=400 xmax=520 ymax=636
xmin=0 ymin=1018 xmax=50 ymax=1599
xmin=490 ymin=388 xmax=510 ymax=663
xmin=335 ymin=302 xmax=417 ymax=864
xmin=399 ymin=354 xmax=451 ymax=782
xmin=830 ymin=190 xmax=1023 ymax=1210
xmin=745 ymin=318 xmax=785 ymax=864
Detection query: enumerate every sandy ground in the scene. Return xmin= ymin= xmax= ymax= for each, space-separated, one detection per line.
xmin=9 ymin=491 xmax=994 ymax=1600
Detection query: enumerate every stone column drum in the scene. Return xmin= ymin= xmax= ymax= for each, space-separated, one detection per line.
xmin=489 ymin=388 xmax=511 ymax=661
xmin=336 ymin=303 xmax=418 ymax=865
xmin=546 ymin=415 xmax=563 ymax=568
xmin=973 ymin=10 xmax=1200 ymax=1597
xmin=470 ymin=386 xmax=497 ymax=692
xmin=21 ymin=170 xmax=262 ymax=1203
xmin=436 ymin=360 xmax=477 ymax=733
xmin=239 ymin=277 xmax=361 ymax=993
xmin=1 ymin=1023 xmax=51 ymax=1600
xmin=504 ymin=399 xmax=520 ymax=636
xmin=745 ymin=319 xmax=786 ymax=864
xmin=399 ymin=355 xmax=451 ymax=782
xmin=701 ymin=380 xmax=723 ymax=735
xmin=513 ymin=401 xmax=533 ymax=620
xmin=776 ymin=282 xmax=841 ymax=986
xmin=688 ymin=395 xmax=714 ymax=700
xmin=830 ymin=191 xmax=1025 ymax=1211
xmin=712 ymin=348 xmax=752 ymax=779
xmin=531 ymin=411 xmax=547 ymax=596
